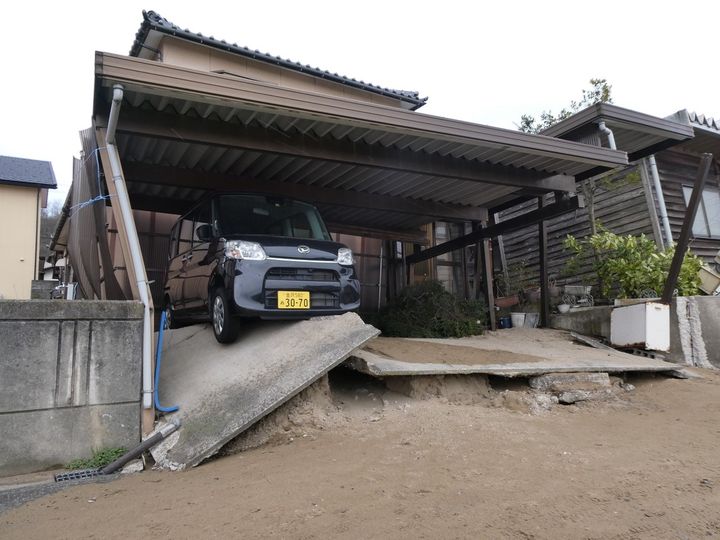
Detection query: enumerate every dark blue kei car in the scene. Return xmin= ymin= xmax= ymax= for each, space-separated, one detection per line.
xmin=163 ymin=193 xmax=361 ymax=343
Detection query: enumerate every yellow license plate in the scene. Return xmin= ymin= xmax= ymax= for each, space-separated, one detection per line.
xmin=277 ymin=291 xmax=310 ymax=309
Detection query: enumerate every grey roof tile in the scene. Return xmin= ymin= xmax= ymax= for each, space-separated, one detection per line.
xmin=0 ymin=155 xmax=56 ymax=189
xmin=130 ymin=10 xmax=428 ymax=110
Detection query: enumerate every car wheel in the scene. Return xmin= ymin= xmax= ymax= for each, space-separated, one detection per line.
xmin=163 ymin=299 xmax=174 ymax=330
xmin=211 ymin=287 xmax=240 ymax=343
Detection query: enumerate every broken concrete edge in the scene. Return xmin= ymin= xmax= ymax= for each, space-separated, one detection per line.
xmin=346 ymin=350 xmax=679 ymax=378
xmin=666 ymin=368 xmax=705 ymax=380
xmin=151 ymin=324 xmax=381 ymax=471
xmin=529 ymin=372 xmax=611 ymax=392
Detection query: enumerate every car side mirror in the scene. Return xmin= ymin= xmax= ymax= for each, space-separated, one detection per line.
xmin=196 ymin=224 xmax=212 ymax=242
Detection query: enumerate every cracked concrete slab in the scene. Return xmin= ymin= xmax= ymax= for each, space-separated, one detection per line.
xmin=151 ymin=313 xmax=378 ymax=470
xmin=347 ymin=329 xmax=680 ymax=378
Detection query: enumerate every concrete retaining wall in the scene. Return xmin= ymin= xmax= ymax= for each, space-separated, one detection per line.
xmin=0 ymin=300 xmax=143 ymax=476
xmin=31 ymin=280 xmax=58 ymax=299
xmin=550 ymin=297 xmax=720 ymax=369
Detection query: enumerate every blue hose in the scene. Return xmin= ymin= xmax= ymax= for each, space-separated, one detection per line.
xmin=154 ymin=310 xmax=179 ymax=413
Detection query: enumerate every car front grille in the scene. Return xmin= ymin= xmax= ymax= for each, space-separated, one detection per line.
xmin=265 ymin=268 xmax=339 ymax=282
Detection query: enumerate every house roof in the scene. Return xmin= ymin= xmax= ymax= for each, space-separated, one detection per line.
xmin=666 ymin=109 xmax=720 ymax=156
xmin=540 ymin=103 xmax=694 ymax=162
xmin=687 ymin=111 xmax=720 ymax=134
xmin=0 ymin=155 xmax=57 ymax=189
xmin=129 ymin=10 xmax=428 ymax=111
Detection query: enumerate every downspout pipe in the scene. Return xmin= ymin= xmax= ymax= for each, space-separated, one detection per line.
xmin=598 ymin=121 xmax=617 ymax=150
xmin=106 ymin=84 xmax=154 ymax=411
xmin=647 ymin=154 xmax=674 ymax=247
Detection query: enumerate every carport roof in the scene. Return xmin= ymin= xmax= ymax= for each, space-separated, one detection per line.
xmin=94 ymin=52 xmax=629 ymax=235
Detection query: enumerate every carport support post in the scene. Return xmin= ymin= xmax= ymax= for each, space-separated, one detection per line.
xmin=538 ymin=197 xmax=550 ymax=327
xmin=661 ymin=153 xmax=713 ymax=304
xmin=96 ymin=127 xmax=155 ymax=436
xmin=479 ymin=222 xmax=496 ymax=331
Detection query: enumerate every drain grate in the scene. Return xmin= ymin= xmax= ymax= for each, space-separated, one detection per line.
xmin=54 ymin=468 xmax=103 ymax=482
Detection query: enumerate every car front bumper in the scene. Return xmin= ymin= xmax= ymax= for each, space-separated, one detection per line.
xmin=228 ymin=257 xmax=361 ymax=318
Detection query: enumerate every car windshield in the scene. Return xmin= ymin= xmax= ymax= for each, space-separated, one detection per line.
xmin=215 ymin=194 xmax=331 ymax=241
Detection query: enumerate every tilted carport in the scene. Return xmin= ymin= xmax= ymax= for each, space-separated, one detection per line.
xmin=86 ymin=52 xmax=629 ymax=305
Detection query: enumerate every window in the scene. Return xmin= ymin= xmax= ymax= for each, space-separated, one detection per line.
xmin=214 ymin=195 xmax=331 ymax=241
xmin=178 ymin=217 xmax=194 ymax=254
xmin=168 ymin=222 xmax=180 ymax=258
xmin=682 ymin=186 xmax=720 ymax=238
xmin=192 ymin=202 xmax=212 ymax=245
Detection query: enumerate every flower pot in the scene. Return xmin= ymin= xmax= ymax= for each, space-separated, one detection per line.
xmin=495 ymin=294 xmax=519 ymax=308
xmin=498 ymin=315 xmax=512 ymax=329
xmin=510 ymin=312 xmax=526 ymax=328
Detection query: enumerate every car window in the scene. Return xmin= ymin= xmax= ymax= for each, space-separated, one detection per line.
xmin=192 ymin=201 xmax=212 ymax=245
xmin=287 ymin=212 xmax=313 ymax=239
xmin=215 ymin=195 xmax=331 ymax=240
xmin=178 ymin=217 xmax=193 ymax=254
xmin=168 ymin=222 xmax=180 ymax=258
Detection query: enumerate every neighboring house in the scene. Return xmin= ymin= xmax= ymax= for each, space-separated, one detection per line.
xmin=0 ymin=155 xmax=56 ymax=299
xmin=497 ymin=105 xmax=719 ymax=294
xmin=658 ymin=111 xmax=720 ymax=261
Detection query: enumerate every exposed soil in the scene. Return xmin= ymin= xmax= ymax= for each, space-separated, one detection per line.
xmin=3 ymin=367 xmax=720 ymax=539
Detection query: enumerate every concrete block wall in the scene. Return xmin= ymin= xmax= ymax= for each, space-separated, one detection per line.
xmin=0 ymin=300 xmax=143 ymax=476
xmin=550 ymin=297 xmax=720 ymax=369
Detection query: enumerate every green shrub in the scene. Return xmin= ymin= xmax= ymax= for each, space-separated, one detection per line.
xmin=66 ymin=447 xmax=126 ymax=470
xmin=375 ymin=281 xmax=487 ymax=338
xmin=564 ymin=231 xmax=702 ymax=299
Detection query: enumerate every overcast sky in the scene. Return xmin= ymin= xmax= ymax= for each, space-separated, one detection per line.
xmin=2 ymin=1 xmax=718 ymax=204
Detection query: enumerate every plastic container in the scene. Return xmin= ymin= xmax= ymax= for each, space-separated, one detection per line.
xmin=498 ymin=315 xmax=512 ymax=329
xmin=510 ymin=312 xmax=525 ymax=328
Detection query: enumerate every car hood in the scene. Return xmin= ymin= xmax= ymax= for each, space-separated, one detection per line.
xmin=226 ymin=235 xmax=346 ymax=261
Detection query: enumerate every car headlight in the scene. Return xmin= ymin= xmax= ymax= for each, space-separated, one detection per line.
xmin=225 ymin=240 xmax=267 ymax=261
xmin=337 ymin=247 xmax=353 ymax=266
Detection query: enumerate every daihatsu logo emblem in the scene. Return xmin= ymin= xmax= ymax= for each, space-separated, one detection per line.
xmin=297 ymin=245 xmax=310 ymax=254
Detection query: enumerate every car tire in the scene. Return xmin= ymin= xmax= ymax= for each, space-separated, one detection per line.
xmin=211 ymin=287 xmax=240 ymax=343
xmin=163 ymin=298 xmax=175 ymax=330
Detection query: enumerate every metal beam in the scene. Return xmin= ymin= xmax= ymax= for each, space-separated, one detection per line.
xmin=406 ymin=196 xmax=585 ymax=265
xmin=121 ymin=162 xmax=487 ymax=222
xmin=661 ymin=153 xmax=713 ymax=304
xmin=107 ymin=107 xmax=577 ymax=193
xmin=538 ymin=197 xmax=550 ymax=327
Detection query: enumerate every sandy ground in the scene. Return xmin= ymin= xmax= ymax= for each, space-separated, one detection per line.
xmin=3 ymin=367 xmax=720 ymax=539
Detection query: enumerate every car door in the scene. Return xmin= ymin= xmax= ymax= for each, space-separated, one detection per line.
xmin=183 ymin=200 xmax=215 ymax=313
xmin=171 ymin=215 xmax=195 ymax=313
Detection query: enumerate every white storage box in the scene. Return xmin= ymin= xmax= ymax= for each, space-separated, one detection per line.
xmin=610 ymin=302 xmax=670 ymax=351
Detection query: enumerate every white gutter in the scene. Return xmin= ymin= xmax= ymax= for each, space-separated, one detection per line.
xmin=106 ymin=84 xmax=153 ymax=410
xmin=647 ymin=154 xmax=674 ymax=247
xmin=598 ymin=121 xmax=617 ymax=150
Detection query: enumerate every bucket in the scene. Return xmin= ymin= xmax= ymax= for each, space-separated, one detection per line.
xmin=510 ymin=312 xmax=525 ymax=328
xmin=498 ymin=315 xmax=512 ymax=329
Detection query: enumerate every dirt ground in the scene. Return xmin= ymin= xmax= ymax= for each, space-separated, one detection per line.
xmin=3 ymin=367 xmax=720 ymax=539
